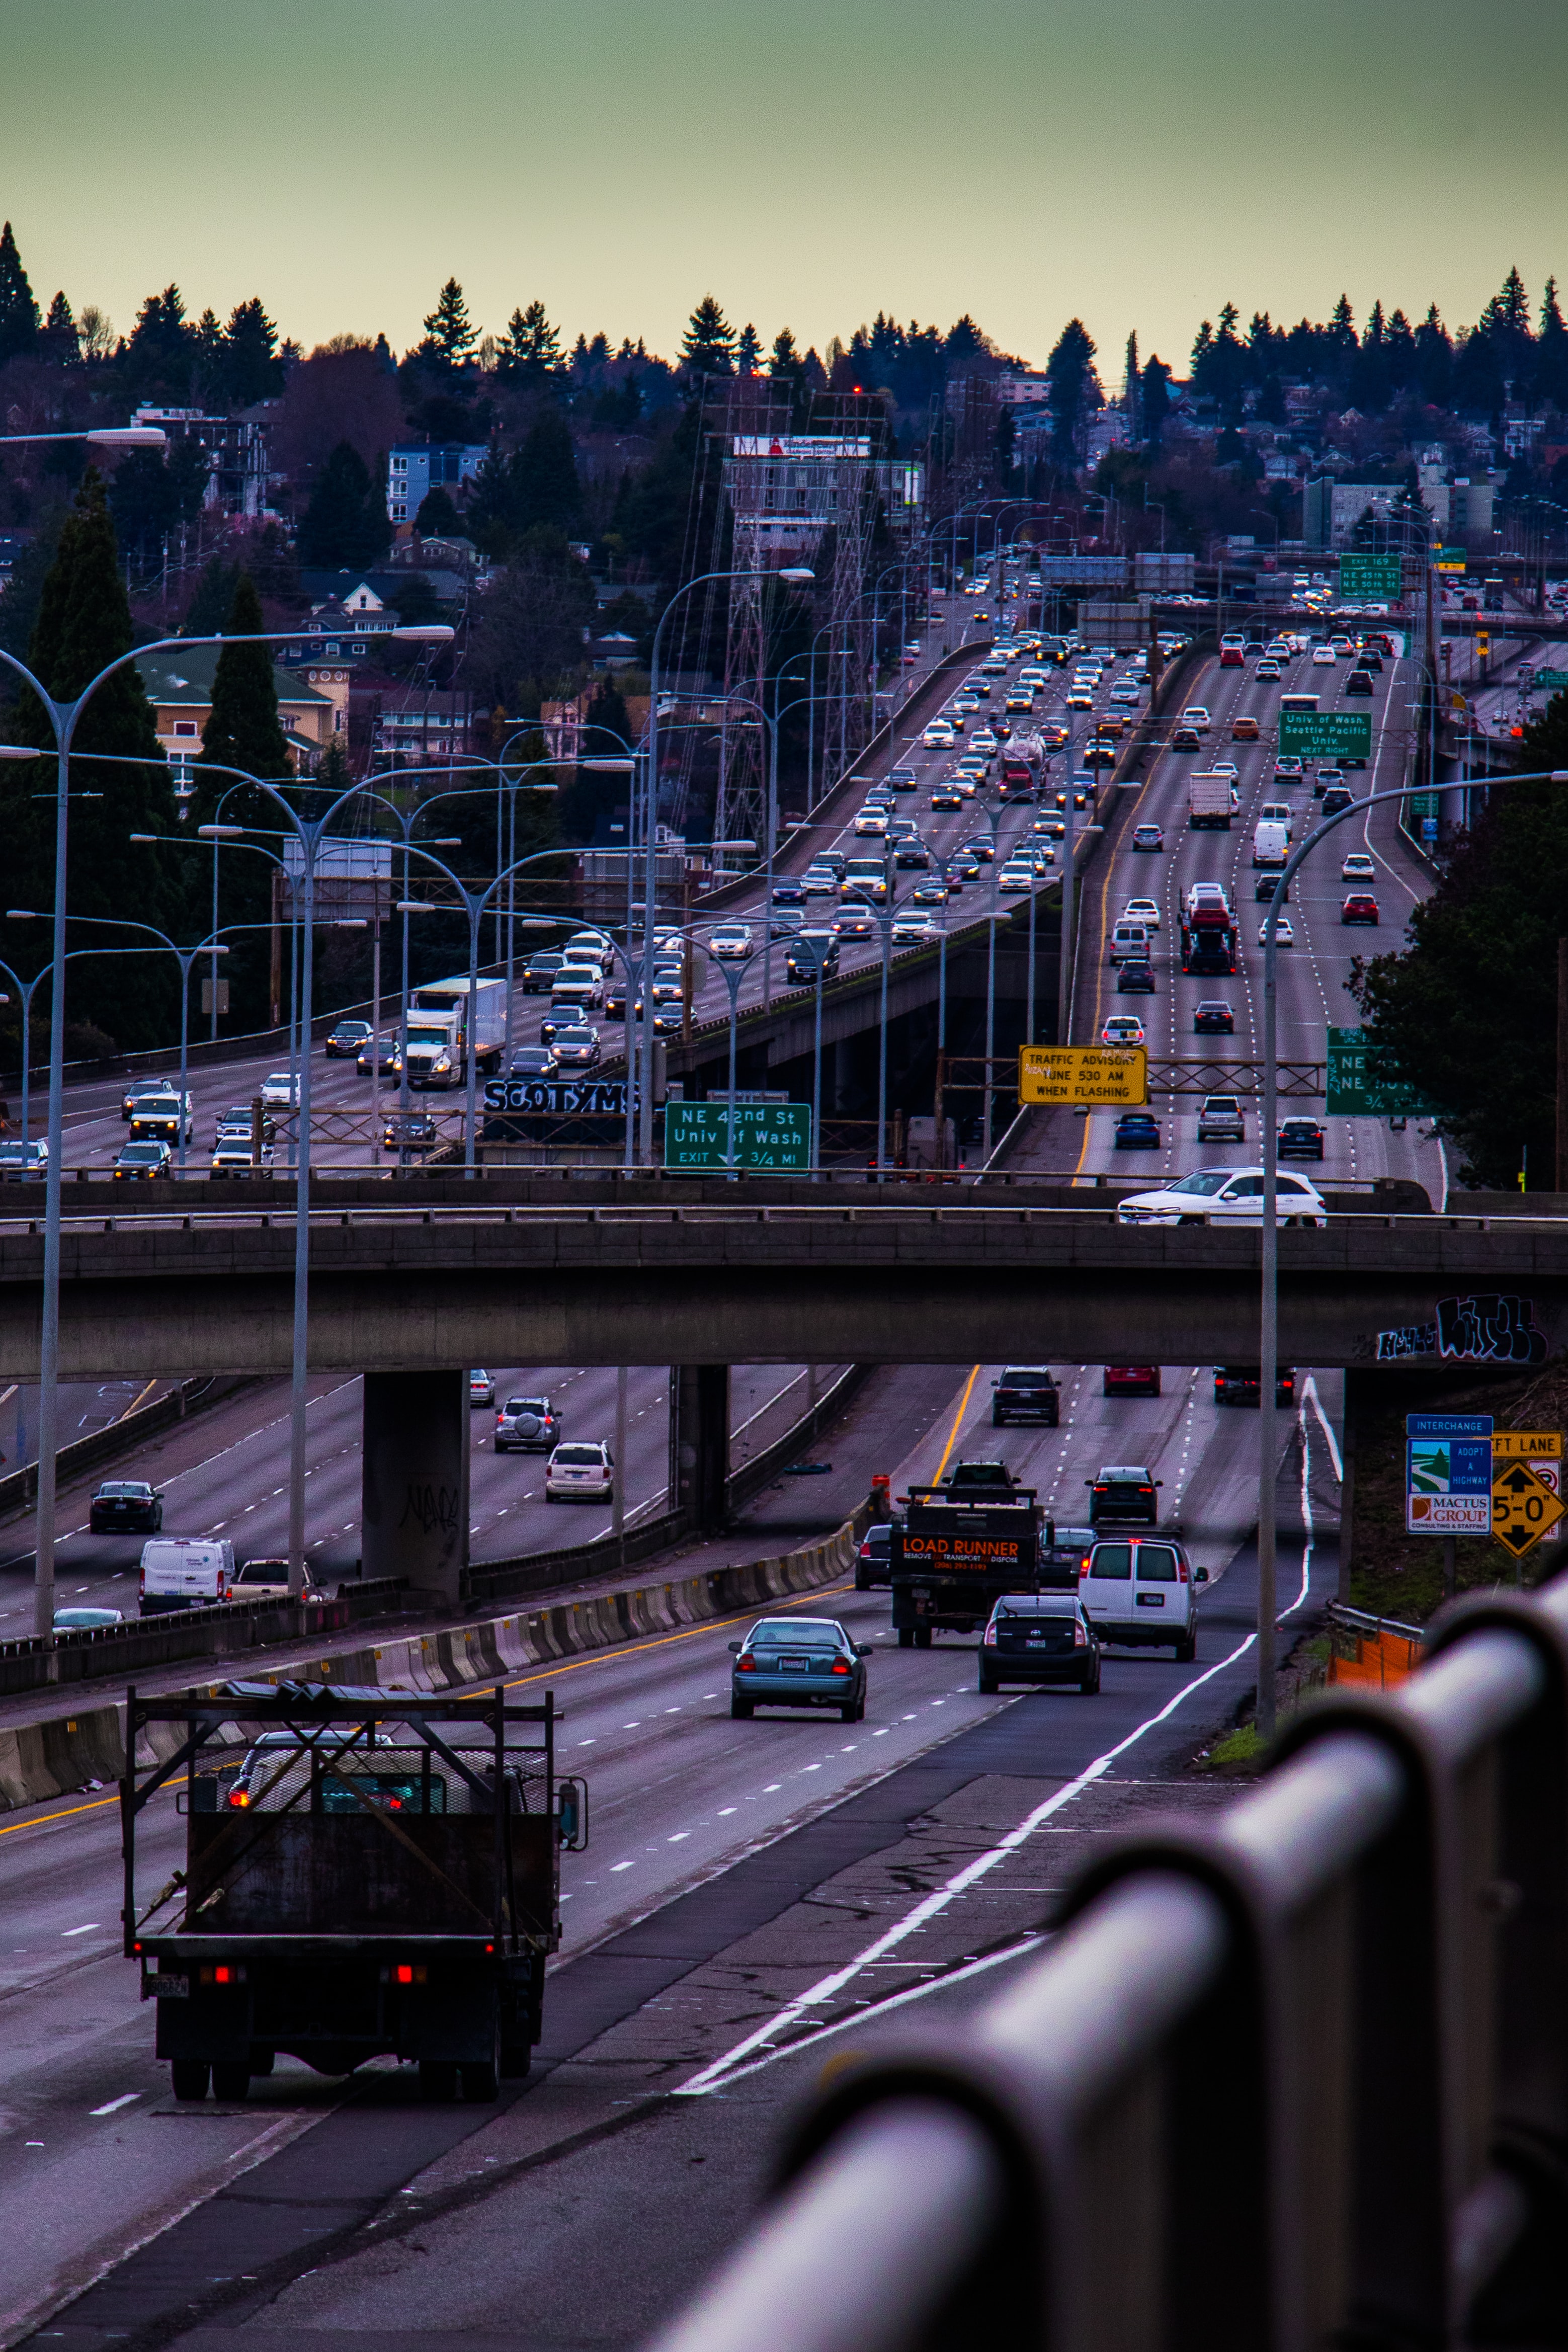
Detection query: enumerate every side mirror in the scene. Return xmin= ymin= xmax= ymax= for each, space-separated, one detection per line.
xmin=1084 ymin=1480 xmax=1094 ymax=1487
xmin=1194 ymin=1566 xmax=1209 ymax=1583
xmin=1156 ymin=1480 xmax=1164 ymax=1487
xmin=728 ymin=1641 xmax=741 ymax=1654
xmin=856 ymin=1644 xmax=871 ymax=1657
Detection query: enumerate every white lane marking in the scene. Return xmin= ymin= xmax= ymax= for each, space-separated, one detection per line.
xmin=668 ymin=1832 xmax=690 ymax=1842
xmin=675 ymin=1938 xmax=1044 ymax=2097
xmin=62 ymin=1923 xmax=101 ymax=1937
xmin=678 ymin=1624 xmax=1266 ymax=2096
xmin=1301 ymin=1371 xmax=1343 ymax=1483
xmin=91 ymin=2091 xmax=143 ymax=2117
xmin=717 ymin=1806 xmax=737 ymax=1816
xmin=610 ymin=1861 xmax=636 ymax=1873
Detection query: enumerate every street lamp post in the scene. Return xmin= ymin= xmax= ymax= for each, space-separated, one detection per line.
xmin=0 ymin=616 xmax=451 ymax=1631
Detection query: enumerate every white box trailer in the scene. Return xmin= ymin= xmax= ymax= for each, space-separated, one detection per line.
xmin=407 ymin=977 xmax=508 ymax=1084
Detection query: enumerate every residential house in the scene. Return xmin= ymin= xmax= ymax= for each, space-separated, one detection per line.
xmin=136 ymin=645 xmax=335 ymax=797
xmin=386 ymin=444 xmax=487 ymax=529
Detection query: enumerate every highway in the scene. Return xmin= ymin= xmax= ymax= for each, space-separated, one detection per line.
xmin=0 ymin=1356 xmax=831 ymax=1627
xmin=0 ymin=1330 xmax=1342 ymax=2347
xmin=1016 ymin=625 xmax=1448 ymax=1208
xmin=0 ymin=587 xmax=1433 ymax=2344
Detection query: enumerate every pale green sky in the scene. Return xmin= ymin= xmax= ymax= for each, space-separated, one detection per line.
xmin=6 ymin=0 xmax=1564 ymax=377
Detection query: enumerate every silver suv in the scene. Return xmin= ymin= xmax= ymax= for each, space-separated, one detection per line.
xmin=494 ymin=1396 xmax=560 ymax=1453
xmin=1197 ymin=1093 xmax=1245 ymax=1143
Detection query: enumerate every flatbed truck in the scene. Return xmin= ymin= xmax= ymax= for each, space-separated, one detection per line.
xmin=890 ymin=1472 xmax=1056 ymax=1645
xmin=123 ymin=1680 xmax=585 ymax=2103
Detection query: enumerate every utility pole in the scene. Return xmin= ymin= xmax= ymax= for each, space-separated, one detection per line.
xmin=1557 ymin=937 xmax=1568 ymax=1193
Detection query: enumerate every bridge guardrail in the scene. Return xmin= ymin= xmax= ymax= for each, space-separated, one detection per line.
xmin=647 ymin=1575 xmax=1568 ymax=2352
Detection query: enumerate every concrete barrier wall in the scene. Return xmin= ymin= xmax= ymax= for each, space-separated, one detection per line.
xmin=0 ymin=1501 xmax=872 ymax=1810
xmin=0 ymin=1371 xmax=264 ymax=1516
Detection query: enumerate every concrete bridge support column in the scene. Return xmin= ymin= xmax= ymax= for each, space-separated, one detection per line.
xmin=361 ymin=1368 xmax=470 ymax=1607
xmin=669 ymin=1363 xmax=729 ymax=1533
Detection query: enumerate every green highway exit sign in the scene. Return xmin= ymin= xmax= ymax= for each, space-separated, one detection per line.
xmin=664 ymin=1099 xmax=812 ymax=1170
xmin=1278 ymin=709 xmax=1374 ymax=761
xmin=1338 ymin=554 xmax=1402 ymax=600
xmin=1327 ymin=1027 xmax=1437 ymax=1118
xmin=1532 ymin=669 xmax=1568 ymax=693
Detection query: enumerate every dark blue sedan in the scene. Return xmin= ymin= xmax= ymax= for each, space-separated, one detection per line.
xmin=729 ymin=1616 xmax=869 ymax=1722
xmin=1114 ymin=1113 xmax=1162 ymax=1150
xmin=772 ymin=880 xmax=807 ymax=906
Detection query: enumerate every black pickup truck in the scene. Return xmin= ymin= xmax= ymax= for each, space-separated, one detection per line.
xmin=123 ymin=1679 xmax=586 ymax=2104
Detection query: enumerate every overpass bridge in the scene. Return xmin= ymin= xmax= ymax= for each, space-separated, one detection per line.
xmin=2 ymin=1186 xmax=1554 ymax=1600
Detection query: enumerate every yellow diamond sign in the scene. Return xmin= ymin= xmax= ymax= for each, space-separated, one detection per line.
xmin=1018 ymin=1045 xmax=1148 ymax=1107
xmin=1491 ymin=1457 xmax=1565 ymax=1559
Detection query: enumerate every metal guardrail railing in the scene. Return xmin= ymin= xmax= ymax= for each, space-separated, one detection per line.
xmin=647 ymin=1575 xmax=1568 ymax=2352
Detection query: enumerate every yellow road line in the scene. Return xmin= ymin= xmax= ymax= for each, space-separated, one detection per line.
xmin=0 ymin=1790 xmax=118 ymax=1837
xmin=930 ymin=1365 xmax=980 ymax=1483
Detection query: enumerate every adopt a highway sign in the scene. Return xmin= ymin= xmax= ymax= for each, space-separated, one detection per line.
xmin=1406 ymin=1412 xmax=1493 ymax=1536
xmin=1019 ymin=1045 xmax=1147 ymax=1106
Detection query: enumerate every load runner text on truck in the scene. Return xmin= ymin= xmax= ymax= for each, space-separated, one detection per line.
xmin=890 ymin=1467 xmax=1055 ymax=1647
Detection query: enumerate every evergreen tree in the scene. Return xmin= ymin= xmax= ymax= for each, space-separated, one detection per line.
xmin=1139 ymin=355 xmax=1172 ymax=451
xmin=1536 ymin=278 xmax=1568 ymax=409
xmin=1122 ymin=331 xmax=1139 ymax=435
xmin=769 ymin=329 xmax=804 ymax=383
xmin=419 ymin=278 xmax=477 ymax=372
xmin=41 ymin=290 xmax=78 ymax=364
xmin=223 ymin=297 xmax=283 ymax=404
xmin=181 ymin=556 xmax=242 ymax=638
xmin=415 ymin=485 xmax=462 ymax=536
xmin=495 ymin=302 xmax=562 ymax=382
xmin=1045 ymin=318 xmax=1101 ymax=463
xmin=196 ymin=576 xmax=292 ymax=791
xmin=681 ymin=295 xmax=735 ymax=377
xmin=1415 ymin=304 xmax=1453 ymax=407
xmin=189 ymin=575 xmax=295 ymax=1030
xmin=1 ymin=473 xmax=181 ymax=1047
xmin=1328 ymin=294 xmax=1357 ymax=352
xmin=0 ymin=221 xmax=39 ymax=364
xmin=514 ymin=411 xmax=583 ymax=533
xmin=129 ymin=284 xmax=189 ymax=359
xmin=735 ymin=322 xmax=761 ymax=375
xmin=297 ymin=441 xmax=390 ymax=568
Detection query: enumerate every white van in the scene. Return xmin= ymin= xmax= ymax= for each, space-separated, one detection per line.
xmin=1109 ymin=921 xmax=1150 ymax=965
xmin=139 ymin=1537 xmax=237 ymax=1615
xmin=1079 ymin=1535 xmax=1207 ymax=1659
xmin=1252 ymin=821 xmax=1289 ymax=869
xmin=1258 ymin=801 xmax=1295 ymax=838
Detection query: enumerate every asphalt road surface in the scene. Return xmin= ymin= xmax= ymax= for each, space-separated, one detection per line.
xmin=0 ymin=1341 xmax=1343 ymax=2348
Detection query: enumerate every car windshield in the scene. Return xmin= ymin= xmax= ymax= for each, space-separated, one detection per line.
xmin=120 ymin=1145 xmax=162 ymax=1162
xmin=1165 ymin=1170 xmax=1235 ymax=1197
xmin=98 ymin=1483 xmax=150 ymax=1498
xmin=1001 ymin=1370 xmax=1052 ymax=1387
xmin=553 ymin=1445 xmax=605 ymax=1466
xmin=508 ymin=1398 xmax=549 ymax=1414
xmin=235 ymin=1564 xmax=285 ymax=1583
xmin=748 ymin=1619 xmax=840 ymax=1646
xmin=996 ymin=1595 xmax=1077 ymax=1619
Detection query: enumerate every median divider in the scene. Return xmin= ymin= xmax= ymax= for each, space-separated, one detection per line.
xmin=0 ymin=1500 xmax=874 ymax=1809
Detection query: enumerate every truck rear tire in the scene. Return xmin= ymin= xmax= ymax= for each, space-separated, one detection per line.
xmin=419 ymin=2061 xmax=458 ymax=2102
xmin=212 ymin=2063 xmax=250 ymax=2102
xmin=171 ymin=2060 xmax=210 ymax=2102
xmin=914 ymin=1627 xmax=933 ymax=1650
xmin=500 ymin=2046 xmax=532 ymax=2081
xmin=460 ymin=2060 xmax=499 ymax=2102
xmin=897 ymin=1628 xmax=915 ymax=1649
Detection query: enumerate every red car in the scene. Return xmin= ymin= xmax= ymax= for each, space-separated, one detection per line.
xmin=1341 ymin=893 xmax=1379 ymax=925
xmin=1103 ymin=1365 xmax=1162 ymax=1398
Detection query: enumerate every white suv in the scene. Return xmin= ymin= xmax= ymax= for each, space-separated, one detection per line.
xmin=545 ymin=1441 xmax=614 ymax=1504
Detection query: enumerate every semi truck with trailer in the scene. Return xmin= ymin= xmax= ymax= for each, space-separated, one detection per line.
xmin=123 ymin=1680 xmax=585 ymax=2103
xmin=402 ymin=976 xmax=508 ymax=1088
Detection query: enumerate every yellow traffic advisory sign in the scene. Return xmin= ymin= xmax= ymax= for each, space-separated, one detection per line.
xmin=1018 ymin=1045 xmax=1148 ymax=1107
xmin=1491 ymin=1431 xmax=1565 ymax=1558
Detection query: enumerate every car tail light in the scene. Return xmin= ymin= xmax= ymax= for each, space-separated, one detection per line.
xmin=1178 ymin=1560 xmax=1189 ymax=1582
xmin=1078 ymin=1555 xmax=1092 ymax=1577
xmin=1094 ymin=1483 xmax=1108 ymax=1494
xmin=831 ymin=1659 xmax=851 ymax=1676
xmin=1074 ymin=1621 xmax=1087 ymax=1647
xmin=1139 ymin=1486 xmax=1153 ymax=1495
xmin=736 ymin=1656 xmax=756 ymax=1672
xmin=983 ymin=1623 xmax=998 ymax=1646
xmin=228 ymin=1789 xmax=250 ymax=1808
xmin=392 ymin=1963 xmax=428 ymax=1985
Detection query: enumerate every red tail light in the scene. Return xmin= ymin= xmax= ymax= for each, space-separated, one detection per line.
xmin=983 ymin=1623 xmax=998 ymax=1646
xmin=1178 ymin=1560 xmax=1189 ymax=1582
xmin=831 ymin=1659 xmax=851 ymax=1676
xmin=737 ymin=1656 xmax=756 ymax=1672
